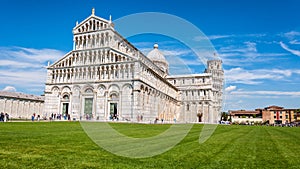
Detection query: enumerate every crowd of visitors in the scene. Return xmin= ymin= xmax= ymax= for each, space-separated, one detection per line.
xmin=49 ymin=113 xmax=71 ymax=121
xmin=0 ymin=112 xmax=9 ymax=122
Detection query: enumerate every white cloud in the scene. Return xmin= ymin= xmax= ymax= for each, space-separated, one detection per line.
xmin=294 ymin=70 xmax=300 ymax=74
xmin=225 ymin=68 xmax=295 ymax=84
xmin=225 ymin=85 xmax=237 ymax=92
xmin=244 ymin=41 xmax=257 ymax=52
xmin=280 ymin=41 xmax=300 ymax=56
xmin=283 ymin=31 xmax=300 ymax=39
xmin=2 ymin=86 xmax=16 ymax=92
xmin=0 ymin=60 xmax=42 ymax=68
xmin=194 ymin=35 xmax=232 ymax=41
xmin=161 ymin=49 xmax=193 ymax=57
xmin=0 ymin=46 xmax=64 ymax=95
xmin=289 ymin=40 xmax=300 ymax=45
xmin=0 ymin=46 xmax=64 ymax=63
xmin=218 ymin=40 xmax=288 ymax=67
xmin=231 ymin=90 xmax=300 ymax=97
xmin=219 ymin=41 xmax=257 ymax=53
xmin=221 ymin=53 xmax=287 ymax=67
xmin=194 ymin=33 xmax=266 ymax=42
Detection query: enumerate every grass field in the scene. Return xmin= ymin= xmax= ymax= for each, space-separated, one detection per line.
xmin=0 ymin=122 xmax=299 ymax=169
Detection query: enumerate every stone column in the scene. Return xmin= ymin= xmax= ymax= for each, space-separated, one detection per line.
xmin=208 ymin=104 xmax=211 ymax=123
xmin=118 ymin=65 xmax=121 ymax=79
xmin=93 ymin=90 xmax=97 ymax=120
xmin=103 ymin=67 xmax=107 ymax=79
xmin=16 ymin=100 xmax=20 ymax=119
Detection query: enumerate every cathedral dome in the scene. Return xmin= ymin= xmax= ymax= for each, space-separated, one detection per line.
xmin=147 ymin=44 xmax=168 ymax=64
xmin=147 ymin=44 xmax=169 ymax=74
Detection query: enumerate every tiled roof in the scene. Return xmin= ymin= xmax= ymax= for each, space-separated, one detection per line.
xmin=265 ymin=105 xmax=284 ymax=110
xmin=230 ymin=110 xmax=260 ymax=115
xmin=0 ymin=91 xmax=44 ymax=102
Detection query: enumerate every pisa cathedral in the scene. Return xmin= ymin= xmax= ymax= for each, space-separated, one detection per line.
xmin=44 ymin=9 xmax=224 ymax=123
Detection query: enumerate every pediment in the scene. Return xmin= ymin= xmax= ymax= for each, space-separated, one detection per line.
xmin=73 ymin=14 xmax=113 ymax=34
xmin=49 ymin=51 xmax=73 ymax=68
xmin=48 ymin=48 xmax=138 ymax=69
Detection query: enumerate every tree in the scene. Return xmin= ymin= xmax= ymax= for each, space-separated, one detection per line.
xmin=220 ymin=112 xmax=228 ymax=121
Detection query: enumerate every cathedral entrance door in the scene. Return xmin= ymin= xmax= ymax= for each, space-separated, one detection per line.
xmin=84 ymin=98 xmax=93 ymax=120
xmin=110 ymin=103 xmax=118 ymax=120
xmin=62 ymin=103 xmax=69 ymax=120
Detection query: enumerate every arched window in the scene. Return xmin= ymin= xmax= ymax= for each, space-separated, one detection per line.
xmin=186 ymin=104 xmax=190 ymax=111
xmin=85 ymin=88 xmax=93 ymax=93
xmin=63 ymin=95 xmax=69 ymax=101
xmin=110 ymin=93 xmax=118 ymax=100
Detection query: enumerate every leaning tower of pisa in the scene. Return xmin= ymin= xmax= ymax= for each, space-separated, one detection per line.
xmin=206 ymin=60 xmax=224 ymax=123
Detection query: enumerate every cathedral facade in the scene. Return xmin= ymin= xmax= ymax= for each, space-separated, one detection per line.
xmin=44 ymin=10 xmax=224 ymax=123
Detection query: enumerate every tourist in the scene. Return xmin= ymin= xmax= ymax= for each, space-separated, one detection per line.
xmin=154 ymin=117 xmax=158 ymax=124
xmin=0 ymin=112 xmax=4 ymax=122
xmin=5 ymin=113 xmax=9 ymax=122
xmin=31 ymin=114 xmax=35 ymax=121
xmin=4 ymin=113 xmax=7 ymax=122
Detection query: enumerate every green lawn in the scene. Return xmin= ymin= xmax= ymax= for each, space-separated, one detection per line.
xmin=0 ymin=122 xmax=299 ymax=169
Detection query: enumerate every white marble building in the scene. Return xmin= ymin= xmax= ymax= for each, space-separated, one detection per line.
xmin=0 ymin=91 xmax=44 ymax=119
xmin=44 ymin=9 xmax=224 ymax=123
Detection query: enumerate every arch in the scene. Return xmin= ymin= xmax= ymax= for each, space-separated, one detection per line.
xmin=62 ymin=93 xmax=70 ymax=100
xmin=97 ymin=84 xmax=106 ymax=96
xmin=62 ymin=86 xmax=71 ymax=93
xmin=108 ymin=84 xmax=120 ymax=92
xmin=51 ymin=86 xmax=60 ymax=94
xmin=109 ymin=92 xmax=119 ymax=99
xmin=122 ymin=83 xmax=132 ymax=91
xmin=82 ymin=84 xmax=94 ymax=93
xmin=73 ymin=85 xmax=81 ymax=93
xmin=85 ymin=88 xmax=94 ymax=93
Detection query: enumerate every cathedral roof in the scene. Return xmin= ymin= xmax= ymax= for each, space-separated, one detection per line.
xmin=147 ymin=44 xmax=168 ymax=64
xmin=0 ymin=91 xmax=44 ymax=102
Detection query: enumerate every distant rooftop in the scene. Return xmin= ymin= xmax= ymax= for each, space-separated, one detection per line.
xmin=230 ymin=110 xmax=261 ymax=115
xmin=0 ymin=91 xmax=44 ymax=102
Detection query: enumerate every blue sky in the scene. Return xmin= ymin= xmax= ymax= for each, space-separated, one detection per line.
xmin=0 ymin=0 xmax=300 ymax=111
